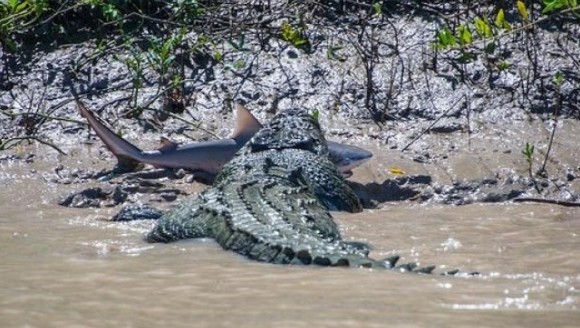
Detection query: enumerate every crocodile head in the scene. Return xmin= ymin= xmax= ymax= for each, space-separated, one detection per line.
xmin=247 ymin=108 xmax=329 ymax=157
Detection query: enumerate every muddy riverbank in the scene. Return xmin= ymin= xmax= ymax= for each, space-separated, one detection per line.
xmin=1 ymin=2 xmax=578 ymax=207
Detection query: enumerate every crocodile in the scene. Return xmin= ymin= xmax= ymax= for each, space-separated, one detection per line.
xmin=145 ymin=108 xmax=440 ymax=272
xmin=76 ymin=101 xmax=372 ymax=182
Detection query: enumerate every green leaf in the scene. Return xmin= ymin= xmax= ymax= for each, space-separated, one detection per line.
xmin=494 ymin=8 xmax=511 ymax=30
xmin=554 ymin=71 xmax=564 ymax=86
xmin=542 ymin=0 xmax=578 ymax=14
xmin=232 ymin=59 xmax=245 ymax=69
xmin=311 ymin=109 xmax=319 ymax=122
xmin=496 ymin=61 xmax=512 ymax=71
xmin=542 ymin=0 xmax=570 ymax=14
xmin=457 ymin=51 xmax=476 ymax=63
xmin=8 ymin=0 xmax=19 ymax=10
xmin=522 ymin=142 xmax=535 ymax=164
xmin=542 ymin=1 xmax=558 ymax=14
xmin=281 ymin=21 xmax=308 ymax=49
xmin=484 ymin=42 xmax=496 ymax=54
xmin=327 ymin=45 xmax=345 ymax=61
xmin=517 ymin=0 xmax=529 ymax=20
xmin=4 ymin=37 xmax=17 ymax=52
xmin=495 ymin=9 xmax=505 ymax=27
xmin=213 ymin=50 xmax=223 ymax=62
xmin=474 ymin=17 xmax=493 ymax=38
xmin=372 ymin=1 xmax=382 ymax=16
xmin=16 ymin=1 xmax=29 ymax=12
xmin=281 ymin=22 xmax=293 ymax=41
xmin=436 ymin=26 xmax=456 ymax=49
xmin=502 ymin=20 xmax=512 ymax=31
xmin=457 ymin=24 xmax=472 ymax=45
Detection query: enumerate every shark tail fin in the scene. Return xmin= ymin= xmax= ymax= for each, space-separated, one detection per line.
xmin=76 ymin=100 xmax=143 ymax=171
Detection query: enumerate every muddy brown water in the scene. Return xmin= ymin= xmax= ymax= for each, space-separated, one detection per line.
xmin=1 ymin=147 xmax=579 ymax=328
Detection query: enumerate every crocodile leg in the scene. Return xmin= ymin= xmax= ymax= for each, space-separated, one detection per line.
xmin=146 ymin=195 xmax=213 ymax=243
xmin=276 ymin=155 xmax=363 ymax=213
xmin=112 ymin=204 xmax=164 ymax=221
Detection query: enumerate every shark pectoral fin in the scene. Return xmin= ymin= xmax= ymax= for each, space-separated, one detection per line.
xmin=230 ymin=103 xmax=263 ymax=142
xmin=157 ymin=137 xmax=179 ymax=152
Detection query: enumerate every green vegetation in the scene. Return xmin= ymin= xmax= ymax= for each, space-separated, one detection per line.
xmin=431 ymin=1 xmax=578 ymax=188
xmin=433 ymin=0 xmax=579 ymax=67
xmin=539 ymin=71 xmax=565 ymax=175
xmin=281 ymin=21 xmax=310 ymax=51
xmin=521 ymin=142 xmax=541 ymax=193
xmin=0 ymin=0 xmax=47 ymax=51
xmin=311 ymin=108 xmax=319 ymax=122
xmin=522 ymin=142 xmax=535 ymax=172
xmin=0 ymin=0 xmax=578 ymax=181
xmin=520 ymin=70 xmax=567 ymax=194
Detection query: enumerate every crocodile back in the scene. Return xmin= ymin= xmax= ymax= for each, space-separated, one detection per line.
xmin=148 ymin=108 xmax=372 ymax=267
xmin=215 ymin=109 xmax=361 ymax=212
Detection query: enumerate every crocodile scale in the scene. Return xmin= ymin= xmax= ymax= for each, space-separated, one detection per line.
xmin=146 ymin=108 xmax=431 ymax=270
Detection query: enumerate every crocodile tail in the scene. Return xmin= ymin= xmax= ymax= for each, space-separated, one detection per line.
xmin=206 ymin=176 xmax=375 ymax=266
xmin=211 ymin=216 xmax=380 ymax=267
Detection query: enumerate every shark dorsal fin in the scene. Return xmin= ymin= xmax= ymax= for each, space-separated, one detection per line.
xmin=230 ymin=103 xmax=263 ymax=142
xmin=158 ymin=137 xmax=178 ymax=152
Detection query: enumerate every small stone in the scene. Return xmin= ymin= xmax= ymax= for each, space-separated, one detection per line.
xmin=159 ymin=192 xmax=178 ymax=202
xmin=174 ymin=169 xmax=187 ymax=179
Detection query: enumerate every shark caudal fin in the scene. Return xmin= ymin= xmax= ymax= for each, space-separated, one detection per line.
xmin=230 ymin=103 xmax=263 ymax=143
xmin=76 ymin=100 xmax=143 ymax=171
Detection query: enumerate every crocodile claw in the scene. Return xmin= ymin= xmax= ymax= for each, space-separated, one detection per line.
xmin=395 ymin=262 xmax=418 ymax=272
xmin=112 ymin=204 xmax=163 ymax=221
xmin=379 ymin=255 xmax=400 ymax=269
xmin=344 ymin=241 xmax=372 ymax=256
xmin=413 ymin=265 xmax=436 ymax=274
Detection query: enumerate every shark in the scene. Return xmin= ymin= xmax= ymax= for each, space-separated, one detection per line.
xmin=76 ymin=101 xmax=372 ymax=182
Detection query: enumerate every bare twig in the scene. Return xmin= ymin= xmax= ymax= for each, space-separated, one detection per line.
xmin=0 ymin=136 xmax=67 ymax=155
xmin=539 ymin=75 xmax=563 ymax=175
xmin=513 ymin=197 xmax=580 ymax=207
xmin=402 ymin=95 xmax=466 ymax=151
xmin=0 ymin=108 xmax=85 ymax=126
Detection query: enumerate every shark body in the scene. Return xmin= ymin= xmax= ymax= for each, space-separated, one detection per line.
xmin=77 ymin=101 xmax=372 ymax=182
